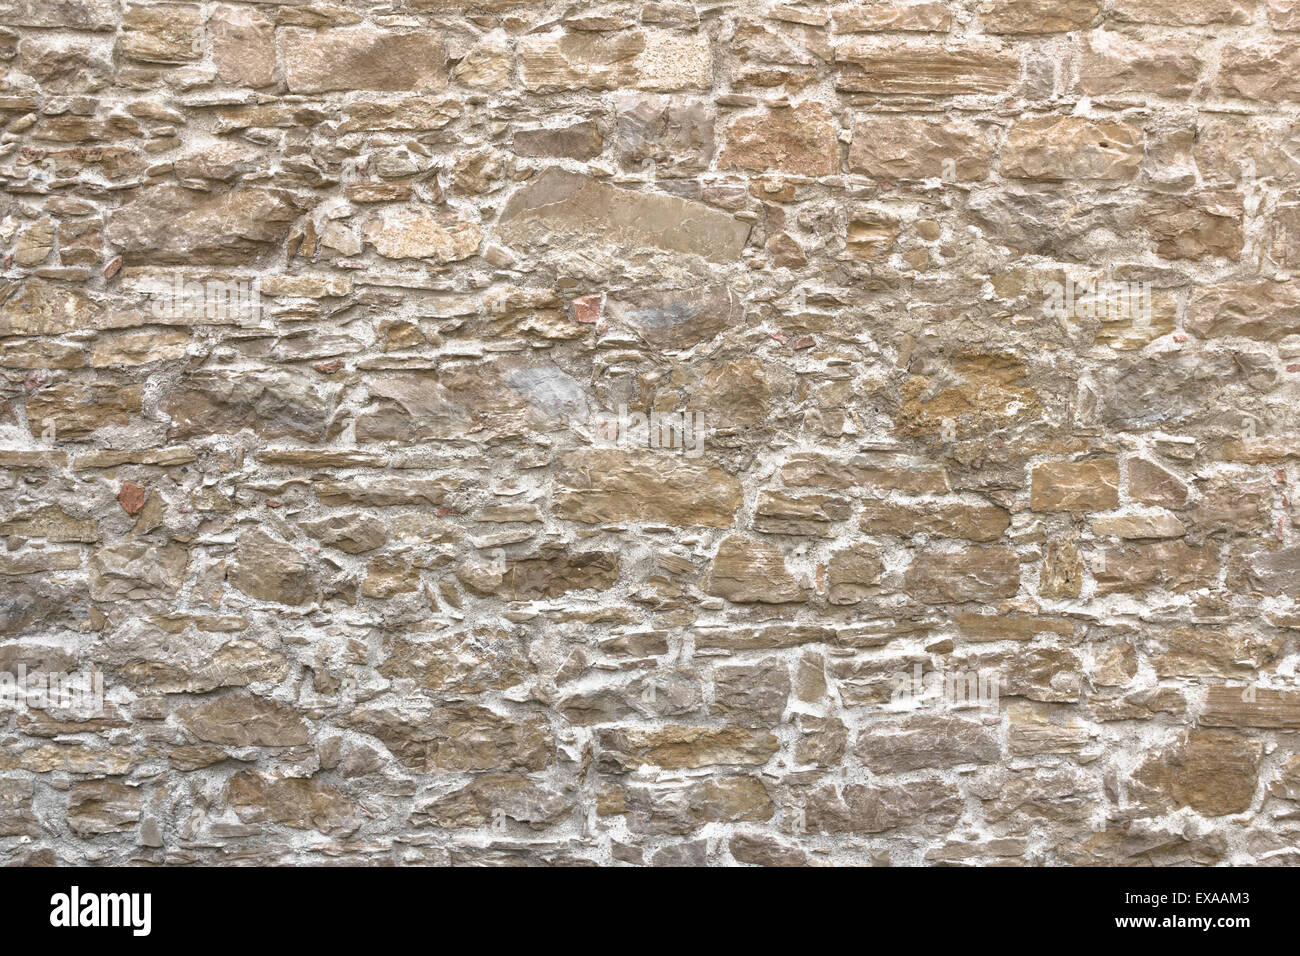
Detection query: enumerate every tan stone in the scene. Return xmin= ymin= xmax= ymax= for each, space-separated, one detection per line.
xmin=826 ymin=545 xmax=885 ymax=604
xmin=794 ymin=715 xmax=847 ymax=766
xmin=1143 ymin=188 xmax=1244 ymax=260
xmin=1187 ymin=280 xmax=1300 ymax=340
xmin=499 ymin=168 xmax=751 ymax=262
xmin=1218 ymin=38 xmax=1300 ymax=101
xmin=798 ymin=779 xmax=963 ymax=834
xmin=854 ymin=714 xmax=1000 ymax=771
xmin=121 ymin=3 xmax=201 ymax=64
xmin=1127 ymin=457 xmax=1188 ymax=507
xmin=596 ymin=726 xmax=778 ymax=769
xmin=1268 ymin=0 xmax=1300 ymax=30
xmin=905 ymin=546 xmax=1020 ymax=603
xmin=1002 ymin=117 xmax=1143 ymax=181
xmin=178 ymin=695 xmax=310 ymax=747
xmin=229 ymin=529 xmax=317 ymax=606
xmin=849 ymin=116 xmax=993 ymax=180
xmin=67 ymin=781 xmax=141 ymax=836
xmin=1091 ymin=511 xmax=1185 ymax=539
xmin=229 ymin=772 xmax=358 ymax=833
xmin=342 ymin=701 xmax=553 ymax=772
xmin=1030 ymin=459 xmax=1119 ymax=512
xmin=1094 ymin=540 xmax=1219 ymax=595
xmin=834 ymin=41 xmax=1021 ymax=96
xmin=754 ymin=490 xmax=852 ymax=536
xmin=711 ymin=659 xmax=790 ymax=726
xmin=979 ymin=0 xmax=1098 ymax=33
xmin=720 ymin=102 xmax=841 ymax=177
xmin=859 ymin=499 xmax=1010 ymax=541
xmin=106 ymin=185 xmax=301 ymax=265
xmin=1079 ymin=33 xmax=1202 ymax=97
xmin=1110 ymin=0 xmax=1251 ymax=24
xmin=519 ymin=30 xmax=711 ymax=92
xmin=211 ymin=6 xmax=275 ymax=88
xmin=832 ymin=2 xmax=953 ymax=32
xmin=1150 ymin=627 xmax=1282 ymax=678
xmin=1131 ymin=731 xmax=1261 ymax=816
xmin=413 ymin=774 xmax=572 ymax=830
xmin=25 ymin=381 xmax=141 ymax=438
xmin=554 ymin=449 xmax=743 ymax=528
xmin=363 ymin=206 xmax=483 ymax=262
xmin=1038 ymin=535 xmax=1084 ymax=599
xmin=705 ymin=535 xmax=807 ymax=603
xmin=89 ymin=542 xmax=188 ymax=601
xmin=282 ymin=27 xmax=446 ymax=94
xmin=1201 ymin=686 xmax=1300 ymax=729
xmin=780 ymin=453 xmax=950 ymax=493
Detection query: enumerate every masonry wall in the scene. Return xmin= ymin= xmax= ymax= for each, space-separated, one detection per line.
xmin=1 ymin=0 xmax=1299 ymax=866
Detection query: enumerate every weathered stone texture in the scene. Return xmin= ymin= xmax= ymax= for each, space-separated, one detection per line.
xmin=0 ymin=0 xmax=1293 ymax=870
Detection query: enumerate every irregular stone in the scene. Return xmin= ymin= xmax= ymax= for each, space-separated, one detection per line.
xmin=613 ymin=93 xmax=714 ymax=174
xmin=229 ymin=772 xmax=359 ymax=833
xmin=1131 ymin=731 xmax=1261 ymax=816
xmin=121 ymin=3 xmax=201 ymax=65
xmin=554 ymin=449 xmax=743 ymax=528
xmin=512 ymin=121 xmax=604 ymax=160
xmin=711 ymin=659 xmax=790 ymax=727
xmin=705 ymin=535 xmax=807 ymax=603
xmin=0 ymin=779 xmax=38 ymax=837
xmin=1079 ymin=32 xmax=1202 ymax=97
xmin=499 ymin=168 xmax=751 ymax=262
xmin=849 ymin=116 xmax=993 ymax=180
xmin=596 ymin=726 xmax=778 ymax=769
xmin=904 ymin=546 xmax=1020 ymax=603
xmin=67 ymin=781 xmax=141 ymax=837
xmin=106 ymin=185 xmax=300 ymax=265
xmin=1187 ymin=280 xmax=1300 ymax=340
xmin=282 ymin=27 xmax=446 ymax=94
xmin=298 ymin=513 xmax=388 ymax=554
xmin=164 ymin=369 xmax=339 ymax=441
xmin=719 ymin=102 xmax=841 ymax=176
xmin=412 ymin=774 xmax=572 ymax=830
xmin=177 ymin=695 xmax=310 ymax=747
xmin=1030 ymin=459 xmax=1119 ymax=511
xmin=362 ymin=206 xmax=482 ymax=262
xmin=88 ymin=542 xmax=188 ymax=601
xmin=834 ymin=40 xmax=1021 ymax=96
xmin=25 ymin=381 xmax=141 ymax=438
xmin=1002 ymin=117 xmax=1142 ymax=181
xmin=979 ymin=0 xmax=1098 ymax=33
xmin=229 ymin=529 xmax=317 ymax=606
xmin=825 ymin=545 xmax=885 ymax=604
xmin=211 ymin=5 xmax=276 ymax=88
xmin=342 ymin=701 xmax=553 ymax=772
xmin=798 ymin=779 xmax=963 ymax=834
xmin=1110 ymin=0 xmax=1251 ymax=23
xmin=858 ymin=499 xmax=1010 ymax=541
xmin=854 ymin=714 xmax=1000 ymax=771
xmin=1094 ymin=540 xmax=1219 ymax=595
xmin=1218 ymin=38 xmax=1300 ymax=101
xmin=519 ymin=30 xmax=711 ymax=92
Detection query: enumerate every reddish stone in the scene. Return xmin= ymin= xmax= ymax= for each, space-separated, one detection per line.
xmin=573 ymin=294 xmax=602 ymax=324
xmin=118 ymin=481 xmax=147 ymax=516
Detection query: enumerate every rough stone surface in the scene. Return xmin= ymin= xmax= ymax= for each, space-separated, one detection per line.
xmin=0 ymin=0 xmax=1294 ymax=870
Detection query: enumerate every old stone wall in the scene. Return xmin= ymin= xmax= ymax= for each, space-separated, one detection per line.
xmin=1 ymin=0 xmax=1300 ymax=866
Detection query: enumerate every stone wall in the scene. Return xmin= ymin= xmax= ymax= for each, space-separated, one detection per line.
xmin=1 ymin=0 xmax=1299 ymax=866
